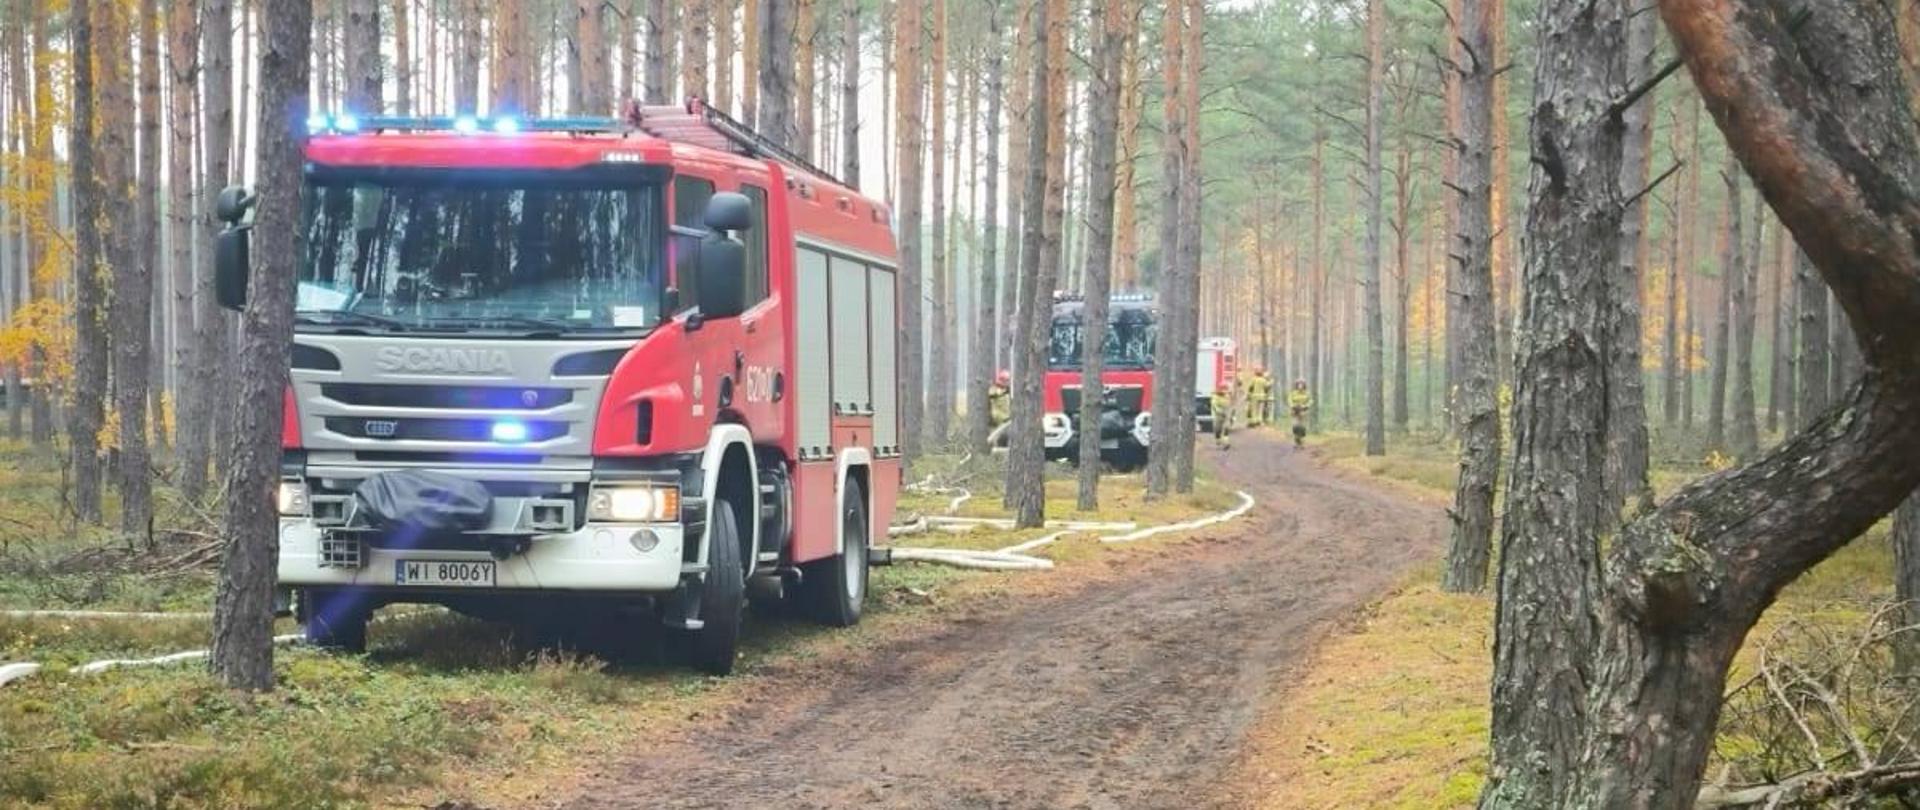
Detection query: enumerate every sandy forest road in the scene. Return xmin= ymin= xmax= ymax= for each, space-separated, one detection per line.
xmin=561 ymin=432 xmax=1443 ymax=809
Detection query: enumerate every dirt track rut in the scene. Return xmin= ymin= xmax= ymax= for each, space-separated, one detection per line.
xmin=559 ymin=432 xmax=1443 ymax=809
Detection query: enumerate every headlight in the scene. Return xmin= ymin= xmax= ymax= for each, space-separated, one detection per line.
xmin=277 ymin=481 xmax=310 ymax=516
xmin=588 ymin=485 xmax=681 ymax=523
xmin=1043 ymin=413 xmax=1072 ymax=433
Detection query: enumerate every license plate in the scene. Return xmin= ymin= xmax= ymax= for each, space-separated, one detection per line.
xmin=394 ymin=559 xmax=496 ymax=588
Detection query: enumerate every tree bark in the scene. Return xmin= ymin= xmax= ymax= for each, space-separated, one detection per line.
xmin=1607 ymin=0 xmax=1656 ymax=514
xmin=759 ymin=0 xmax=795 ymax=146
xmin=393 ymin=0 xmax=412 ymax=114
xmin=1007 ymin=0 xmax=1061 ymax=528
xmin=1441 ymin=0 xmax=1498 ymax=595
xmin=1476 ymin=0 xmax=1627 ymax=798
xmin=1897 ymin=491 xmax=1920 ymax=672
xmin=1708 ymin=179 xmax=1738 ymax=452
xmin=67 ymin=1 xmax=107 ymax=524
xmin=795 ymin=0 xmax=815 ymax=158
xmin=890 ymin=0 xmax=922 ymax=464
xmin=572 ymin=0 xmax=610 ymax=114
xmin=967 ymin=1 xmax=1004 ymax=455
xmin=644 ymin=0 xmax=670 ymax=104
xmin=1144 ymin=0 xmax=1185 ymax=498
xmin=168 ymin=0 xmax=196 ymax=485
xmin=454 ymin=0 xmax=482 ymax=111
xmin=681 ymin=0 xmax=709 ymax=103
xmin=23 ymin=7 xmax=52 ymax=448
xmin=838 ymin=0 xmax=858 ymax=185
xmin=1360 ymin=0 xmax=1386 ymax=457
xmin=112 ymin=0 xmax=157 ymax=539
xmin=344 ymin=0 xmax=380 ymax=112
xmin=1480 ymin=0 xmax=1920 ymax=805
xmin=1731 ymin=184 xmax=1762 ymax=460
xmin=999 ymin=0 xmax=1032 ymax=384
xmin=1172 ymin=0 xmax=1202 ymax=491
xmin=1392 ymin=140 xmax=1412 ymax=433
xmin=142 ymin=0 xmax=167 ymax=455
xmin=1794 ymin=248 xmax=1830 ymax=429
xmin=213 ymin=0 xmax=309 ymax=691
xmin=1113 ymin=21 xmax=1141 ymax=291
xmin=925 ymin=0 xmax=950 ymax=447
xmin=713 ymin=0 xmax=735 ymax=114
xmin=494 ymin=0 xmax=531 ymax=113
xmin=1768 ymin=222 xmax=1792 ymax=433
xmin=1076 ymin=0 xmax=1125 ymax=511
xmin=187 ymin=0 xmax=236 ymax=503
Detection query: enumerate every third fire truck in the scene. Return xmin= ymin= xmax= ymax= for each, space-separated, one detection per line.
xmin=1040 ymin=292 xmax=1158 ymax=468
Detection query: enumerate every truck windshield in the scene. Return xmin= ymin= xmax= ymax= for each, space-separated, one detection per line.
xmin=1047 ymin=310 xmax=1157 ymax=371
xmin=298 ymin=175 xmax=667 ymax=335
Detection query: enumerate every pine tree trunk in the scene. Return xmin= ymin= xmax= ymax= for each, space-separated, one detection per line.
xmin=713 ymin=0 xmax=735 ymax=114
xmin=999 ymin=1 xmax=1032 ymax=384
xmin=142 ymin=0 xmax=167 ymax=456
xmin=67 ymin=2 xmax=108 ymax=524
xmin=1607 ymin=2 xmax=1656 ymax=513
xmin=23 ymin=9 xmax=52 ymax=448
xmin=1361 ymin=0 xmax=1386 ymax=457
xmin=345 ymin=0 xmax=380 ymax=111
xmin=110 ymin=0 xmax=157 ymax=539
xmin=644 ymin=0 xmax=669 ymax=103
xmin=168 ymin=0 xmax=196 ymax=482
xmin=495 ymin=0 xmax=531 ymax=112
xmin=1007 ymin=0 xmax=1060 ymax=527
xmin=1768 ymin=225 xmax=1791 ymax=433
xmin=1171 ymin=0 xmax=1202 ymax=492
xmin=213 ymin=0 xmax=310 ymax=692
xmin=1708 ymin=179 xmax=1738 ymax=452
xmin=1113 ymin=20 xmax=1140 ymax=291
xmin=759 ymin=0 xmax=795 ymax=145
xmin=1392 ymin=144 xmax=1412 ymax=433
xmin=890 ymin=0 xmax=922 ymax=464
xmin=1897 ymin=492 xmax=1920 ymax=672
xmin=1075 ymin=0 xmax=1125 ymax=511
xmin=1663 ymin=103 xmax=1688 ymax=426
xmin=924 ymin=0 xmax=949 ymax=447
xmin=394 ymin=0 xmax=412 ymax=114
xmin=795 ymin=0 xmax=814 ymax=158
xmin=454 ymin=0 xmax=482 ymax=111
xmin=837 ymin=0 xmax=858 ymax=184
xmin=1731 ymin=188 xmax=1762 ymax=460
xmin=1143 ymin=0 xmax=1184 ymax=498
xmin=572 ymin=0 xmax=609 ymax=114
xmin=1 ymin=9 xmax=22 ymax=442
xmin=187 ymin=0 xmax=236 ymax=503
xmin=967 ymin=1 xmax=1004 ymax=455
xmin=1441 ymin=0 xmax=1498 ymax=595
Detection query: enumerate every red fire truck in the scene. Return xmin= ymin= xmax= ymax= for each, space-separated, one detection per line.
xmin=1040 ymin=292 xmax=1157 ymax=468
xmin=213 ymin=100 xmax=900 ymax=674
xmin=1196 ymin=336 xmax=1238 ymax=433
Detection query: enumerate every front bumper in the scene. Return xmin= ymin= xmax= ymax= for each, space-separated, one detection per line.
xmin=277 ymin=519 xmax=688 ymax=593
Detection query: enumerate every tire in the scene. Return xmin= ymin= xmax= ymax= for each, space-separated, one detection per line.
xmin=687 ymin=502 xmax=746 ymax=675
xmin=800 ymin=483 xmax=869 ymax=627
xmin=299 ymin=588 xmax=371 ymax=653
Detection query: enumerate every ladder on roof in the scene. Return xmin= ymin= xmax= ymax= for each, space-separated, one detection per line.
xmin=627 ymin=97 xmax=845 ymax=187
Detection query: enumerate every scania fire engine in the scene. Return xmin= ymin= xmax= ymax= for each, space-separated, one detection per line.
xmin=213 ymin=100 xmax=901 ymax=674
xmin=1040 ymin=292 xmax=1157 ymax=469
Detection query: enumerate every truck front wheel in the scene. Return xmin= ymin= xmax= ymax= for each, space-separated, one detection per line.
xmin=686 ymin=502 xmax=746 ymax=675
xmin=800 ymin=483 xmax=868 ymax=627
xmin=299 ymin=588 xmax=371 ymax=653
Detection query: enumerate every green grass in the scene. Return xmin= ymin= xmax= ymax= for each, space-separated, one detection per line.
xmin=0 ymin=450 xmax=1229 ymax=809
xmin=1243 ymin=428 xmax=1899 ymax=808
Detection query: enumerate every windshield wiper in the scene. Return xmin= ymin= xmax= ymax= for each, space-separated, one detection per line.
xmin=296 ymin=309 xmax=412 ymax=331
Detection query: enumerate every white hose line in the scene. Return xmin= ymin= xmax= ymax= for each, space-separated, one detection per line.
xmin=947 ymin=489 xmax=973 ymax=514
xmin=925 ymin=515 xmax=1137 ymax=532
xmin=1099 ymin=491 xmax=1257 ymax=543
xmin=998 ymin=530 xmax=1075 ymax=555
xmin=1 ymin=634 xmax=305 ymax=688
xmin=887 ymin=548 xmax=1055 ymax=571
xmin=2 ymin=610 xmax=212 ymax=621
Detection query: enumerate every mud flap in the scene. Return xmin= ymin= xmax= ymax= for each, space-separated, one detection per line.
xmin=661 ymin=576 xmax=706 ymax=631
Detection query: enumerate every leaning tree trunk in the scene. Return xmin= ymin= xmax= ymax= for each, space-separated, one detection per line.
xmin=967 ymin=3 xmax=1005 ymax=455
xmin=1482 ymin=0 xmax=1920 ymax=806
xmin=212 ymin=0 xmax=310 ymax=692
xmin=1440 ymin=0 xmax=1498 ymax=595
xmin=1075 ymin=0 xmax=1125 ymax=511
xmin=1360 ymin=0 xmax=1386 ymax=457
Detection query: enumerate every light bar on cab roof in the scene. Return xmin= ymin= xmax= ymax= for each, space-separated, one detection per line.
xmin=305 ymin=112 xmax=631 ymax=135
xmin=1051 ymin=290 xmax=1156 ymax=303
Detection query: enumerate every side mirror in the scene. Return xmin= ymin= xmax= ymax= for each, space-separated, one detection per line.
xmin=215 ymin=227 xmax=250 ymax=311
xmin=703 ymin=191 xmax=752 ymax=233
xmin=697 ymin=232 xmax=747 ymax=319
xmin=215 ymin=185 xmax=256 ymax=225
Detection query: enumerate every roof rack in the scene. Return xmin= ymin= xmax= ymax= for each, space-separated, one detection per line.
xmin=626 ymin=97 xmax=845 ymax=187
xmin=310 ymin=113 xmax=631 ymax=134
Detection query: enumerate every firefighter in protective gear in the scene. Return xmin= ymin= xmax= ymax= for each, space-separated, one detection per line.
xmin=1210 ymin=384 xmax=1234 ymax=450
xmin=988 ymin=371 xmax=1012 ymax=428
xmin=1246 ymin=368 xmax=1275 ymax=429
xmin=1287 ymin=378 xmax=1313 ymax=447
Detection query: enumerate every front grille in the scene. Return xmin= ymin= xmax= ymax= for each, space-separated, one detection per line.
xmin=325 ymin=416 xmax=568 ymax=443
xmin=320 ymin=383 xmax=572 ymax=410
xmin=352 ymin=450 xmax=545 ymax=465
xmin=1061 ymin=385 xmax=1146 ymax=416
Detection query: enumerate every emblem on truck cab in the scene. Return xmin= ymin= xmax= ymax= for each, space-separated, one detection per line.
xmin=373 ymin=346 xmax=514 ymax=375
